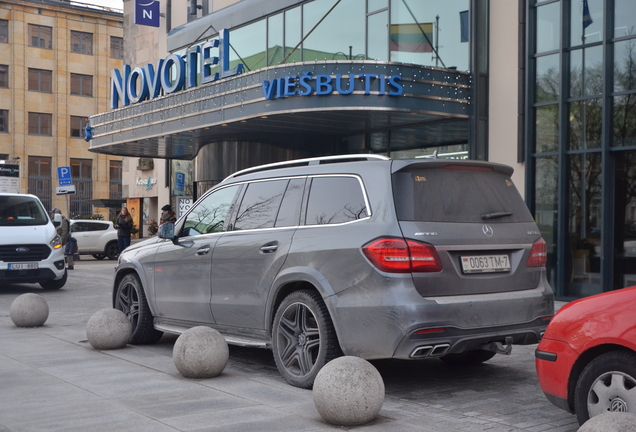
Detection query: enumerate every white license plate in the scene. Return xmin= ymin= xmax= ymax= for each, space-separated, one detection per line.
xmin=461 ymin=255 xmax=510 ymax=274
xmin=8 ymin=262 xmax=39 ymax=270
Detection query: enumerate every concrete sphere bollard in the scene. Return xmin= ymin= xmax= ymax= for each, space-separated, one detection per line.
xmin=86 ymin=308 xmax=132 ymax=350
xmin=173 ymin=326 xmax=229 ymax=379
xmin=578 ymin=413 xmax=636 ymax=432
xmin=313 ymin=356 xmax=385 ymax=426
xmin=10 ymin=293 xmax=49 ymax=327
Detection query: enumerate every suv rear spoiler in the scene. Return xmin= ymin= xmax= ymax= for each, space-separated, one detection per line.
xmin=391 ymin=159 xmax=514 ymax=177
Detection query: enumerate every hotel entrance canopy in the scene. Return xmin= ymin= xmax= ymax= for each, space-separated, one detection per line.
xmin=87 ymin=61 xmax=471 ymax=160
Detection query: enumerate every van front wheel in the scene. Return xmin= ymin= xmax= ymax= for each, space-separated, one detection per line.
xmin=40 ymin=270 xmax=67 ymax=290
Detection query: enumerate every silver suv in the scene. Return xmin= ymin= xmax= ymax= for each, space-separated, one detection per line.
xmin=113 ymin=155 xmax=554 ymax=388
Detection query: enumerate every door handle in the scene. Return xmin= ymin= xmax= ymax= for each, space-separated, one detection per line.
xmin=196 ymin=246 xmax=211 ymax=255
xmin=260 ymin=243 xmax=278 ymax=253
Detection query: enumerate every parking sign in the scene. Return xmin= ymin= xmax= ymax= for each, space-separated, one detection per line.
xmin=57 ymin=166 xmax=72 ymax=186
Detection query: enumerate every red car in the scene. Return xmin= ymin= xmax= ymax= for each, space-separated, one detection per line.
xmin=535 ymin=286 xmax=636 ymax=425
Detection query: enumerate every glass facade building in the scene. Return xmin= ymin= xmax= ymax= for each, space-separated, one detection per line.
xmin=528 ymin=0 xmax=636 ymax=298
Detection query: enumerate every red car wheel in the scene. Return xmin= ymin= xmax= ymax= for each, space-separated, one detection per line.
xmin=574 ymin=350 xmax=636 ymax=425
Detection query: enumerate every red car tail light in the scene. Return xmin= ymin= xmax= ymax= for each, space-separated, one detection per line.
xmin=527 ymin=237 xmax=548 ymax=268
xmin=362 ymin=237 xmax=442 ymax=273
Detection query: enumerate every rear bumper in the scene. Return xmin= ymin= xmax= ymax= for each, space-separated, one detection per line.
xmin=329 ymin=277 xmax=554 ymax=360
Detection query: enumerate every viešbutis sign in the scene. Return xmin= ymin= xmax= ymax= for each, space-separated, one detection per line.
xmin=109 ymin=29 xmax=403 ymax=110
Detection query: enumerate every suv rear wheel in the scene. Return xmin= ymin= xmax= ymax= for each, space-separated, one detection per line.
xmin=272 ymin=290 xmax=341 ymax=389
xmin=105 ymin=241 xmax=119 ymax=260
xmin=114 ymin=273 xmax=163 ymax=344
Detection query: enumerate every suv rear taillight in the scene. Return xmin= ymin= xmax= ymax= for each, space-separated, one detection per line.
xmin=527 ymin=237 xmax=547 ymax=268
xmin=362 ymin=237 xmax=442 ymax=273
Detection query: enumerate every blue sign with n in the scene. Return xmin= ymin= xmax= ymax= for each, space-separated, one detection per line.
xmin=135 ymin=0 xmax=160 ymax=28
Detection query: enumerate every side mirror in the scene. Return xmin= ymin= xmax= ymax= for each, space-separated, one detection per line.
xmin=53 ymin=213 xmax=62 ymax=227
xmin=159 ymin=222 xmax=175 ymax=241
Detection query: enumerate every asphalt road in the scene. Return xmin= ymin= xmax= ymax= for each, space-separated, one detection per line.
xmin=0 ymin=256 xmax=580 ymax=432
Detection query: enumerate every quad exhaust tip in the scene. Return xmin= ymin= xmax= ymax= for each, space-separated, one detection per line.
xmin=410 ymin=344 xmax=450 ymax=358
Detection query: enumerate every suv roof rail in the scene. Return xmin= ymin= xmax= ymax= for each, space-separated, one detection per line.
xmin=223 ymin=154 xmax=390 ymax=181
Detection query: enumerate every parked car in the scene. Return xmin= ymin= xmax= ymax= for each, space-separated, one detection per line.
xmin=535 ymin=286 xmax=636 ymax=425
xmin=0 ymin=193 xmax=67 ymax=289
xmin=70 ymin=219 xmax=119 ymax=260
xmin=113 ymin=155 xmax=554 ymax=388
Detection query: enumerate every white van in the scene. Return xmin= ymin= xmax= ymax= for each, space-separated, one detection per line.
xmin=0 ymin=193 xmax=67 ymax=289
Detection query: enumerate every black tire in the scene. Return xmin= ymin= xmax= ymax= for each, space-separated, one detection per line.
xmin=92 ymin=254 xmax=106 ymax=260
xmin=574 ymin=350 xmax=636 ymax=425
xmin=105 ymin=241 xmax=119 ymax=260
xmin=114 ymin=273 xmax=163 ymax=344
xmin=272 ymin=290 xmax=341 ymax=389
xmin=40 ymin=270 xmax=67 ymax=290
xmin=440 ymin=349 xmax=497 ymax=366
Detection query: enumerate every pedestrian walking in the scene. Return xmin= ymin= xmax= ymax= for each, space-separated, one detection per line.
xmin=64 ymin=236 xmax=78 ymax=270
xmin=52 ymin=208 xmax=72 ymax=267
xmin=115 ymin=207 xmax=133 ymax=253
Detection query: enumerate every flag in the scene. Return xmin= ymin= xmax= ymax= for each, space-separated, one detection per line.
xmin=390 ymin=23 xmax=433 ymax=53
xmin=582 ymin=0 xmax=593 ymax=29
xmin=460 ymin=10 xmax=469 ymax=43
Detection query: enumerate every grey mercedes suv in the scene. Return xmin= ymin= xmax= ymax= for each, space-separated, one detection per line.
xmin=113 ymin=155 xmax=554 ymax=388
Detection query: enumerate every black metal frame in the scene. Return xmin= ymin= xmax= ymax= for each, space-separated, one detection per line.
xmin=526 ymin=0 xmax=636 ymax=299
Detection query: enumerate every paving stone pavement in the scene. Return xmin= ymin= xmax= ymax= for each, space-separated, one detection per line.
xmin=0 ymin=258 xmax=580 ymax=432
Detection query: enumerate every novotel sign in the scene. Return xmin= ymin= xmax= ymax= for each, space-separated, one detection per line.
xmin=110 ymin=28 xmax=404 ymax=110
xmin=110 ymin=29 xmax=242 ymax=109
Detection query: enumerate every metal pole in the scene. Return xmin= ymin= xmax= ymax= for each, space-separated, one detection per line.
xmin=435 ymin=15 xmax=440 ymax=67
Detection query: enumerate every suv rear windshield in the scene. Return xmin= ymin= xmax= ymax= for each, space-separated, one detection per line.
xmin=392 ymin=167 xmax=534 ymax=223
xmin=0 ymin=195 xmax=49 ymax=226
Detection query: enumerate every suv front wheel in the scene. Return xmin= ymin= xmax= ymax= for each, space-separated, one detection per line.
xmin=114 ymin=273 xmax=163 ymax=344
xmin=272 ymin=290 xmax=341 ymax=389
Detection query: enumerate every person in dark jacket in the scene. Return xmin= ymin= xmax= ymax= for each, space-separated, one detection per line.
xmin=64 ymin=237 xmax=78 ymax=270
xmin=115 ymin=207 xmax=133 ymax=253
xmin=52 ymin=208 xmax=72 ymax=268
xmin=160 ymin=204 xmax=177 ymax=225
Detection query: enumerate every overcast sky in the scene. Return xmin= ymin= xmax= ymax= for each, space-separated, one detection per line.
xmin=80 ymin=0 xmax=123 ymax=11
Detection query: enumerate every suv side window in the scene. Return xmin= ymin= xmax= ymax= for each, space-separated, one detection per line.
xmin=275 ymin=177 xmax=305 ymax=228
xmin=304 ymin=176 xmax=368 ymax=225
xmin=87 ymin=222 xmax=108 ymax=231
xmin=234 ymin=179 xmax=288 ymax=230
xmin=71 ymin=222 xmax=86 ymax=232
xmin=182 ymin=185 xmax=239 ymax=236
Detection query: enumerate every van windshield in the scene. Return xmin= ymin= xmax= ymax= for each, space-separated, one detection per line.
xmin=392 ymin=167 xmax=534 ymax=223
xmin=0 ymin=196 xmax=50 ymax=226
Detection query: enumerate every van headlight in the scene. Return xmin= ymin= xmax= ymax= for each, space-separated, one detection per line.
xmin=51 ymin=235 xmax=63 ymax=249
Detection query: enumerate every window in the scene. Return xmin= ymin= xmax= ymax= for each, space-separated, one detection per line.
xmin=110 ymin=36 xmax=124 ymax=59
xmin=0 ymin=20 xmax=9 ymax=43
xmin=28 ymin=112 xmax=52 ymax=135
xmin=70 ymin=73 xmax=93 ymax=96
xmin=29 ymin=24 xmax=52 ymax=49
xmin=275 ymin=178 xmax=305 ymax=227
xmin=0 ymin=110 xmax=8 ymax=132
xmin=182 ymin=185 xmax=239 ymax=236
xmin=0 ymin=65 xmax=7 ymax=88
xmin=72 ymin=221 xmax=108 ymax=232
xmin=305 ymin=176 xmax=368 ymax=225
xmin=0 ymin=19 xmax=8 ymax=43
xmin=109 ymin=160 xmax=122 ymax=220
xmin=71 ymin=31 xmax=93 ymax=55
xmin=70 ymin=116 xmax=88 ymax=138
xmin=234 ymin=180 xmax=288 ymax=230
xmin=70 ymin=158 xmax=93 ymax=217
xmin=28 ymin=68 xmax=52 ymax=93
xmin=28 ymin=156 xmax=52 ymax=210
